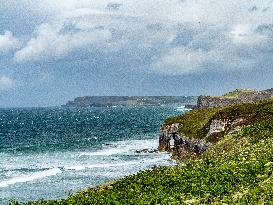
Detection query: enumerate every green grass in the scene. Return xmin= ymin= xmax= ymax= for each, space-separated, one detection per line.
xmin=16 ymin=121 xmax=273 ymax=204
xmin=13 ymin=100 xmax=273 ymax=205
xmin=165 ymin=107 xmax=222 ymax=139
xmin=221 ymin=88 xmax=256 ymax=99
xmin=164 ymin=100 xmax=273 ymax=142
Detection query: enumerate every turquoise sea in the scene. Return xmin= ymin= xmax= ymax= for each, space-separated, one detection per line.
xmin=0 ymin=106 xmax=188 ymax=204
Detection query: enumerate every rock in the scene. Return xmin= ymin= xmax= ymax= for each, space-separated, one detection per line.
xmin=173 ymin=134 xmax=212 ymax=155
xmin=228 ymin=118 xmax=246 ymax=133
xmin=206 ymin=119 xmax=228 ymax=136
xmin=159 ymin=122 xmax=212 ymax=158
xmin=184 ymin=104 xmax=197 ymax=109
xmin=135 ymin=149 xmax=158 ymax=154
xmin=159 ymin=117 xmax=246 ymax=158
xmin=205 ymin=119 xmax=228 ymax=142
xmin=197 ymin=88 xmax=273 ymax=109
xmin=159 ymin=123 xmax=180 ymax=152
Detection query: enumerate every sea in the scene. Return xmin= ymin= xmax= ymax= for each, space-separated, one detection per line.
xmin=0 ymin=105 xmax=189 ymax=204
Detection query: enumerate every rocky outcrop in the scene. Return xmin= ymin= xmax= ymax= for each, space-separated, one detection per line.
xmin=197 ymin=89 xmax=273 ymax=109
xmin=159 ymin=117 xmax=248 ymax=158
xmin=159 ymin=123 xmax=180 ymax=152
xmin=206 ymin=119 xmax=228 ymax=136
xmin=159 ymin=123 xmax=212 ymax=158
xmin=204 ymin=117 xmax=247 ymax=142
xmin=197 ymin=96 xmax=241 ymax=109
xmin=159 ymin=88 xmax=273 ymax=158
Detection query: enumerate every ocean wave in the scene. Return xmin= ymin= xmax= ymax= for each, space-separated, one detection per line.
xmin=65 ymin=157 xmax=173 ymax=171
xmin=79 ymin=139 xmax=159 ymax=157
xmin=79 ymin=148 xmax=127 ymax=157
xmin=0 ymin=168 xmax=62 ymax=188
xmin=65 ymin=161 xmax=138 ymax=171
xmin=175 ymin=105 xmax=186 ymax=111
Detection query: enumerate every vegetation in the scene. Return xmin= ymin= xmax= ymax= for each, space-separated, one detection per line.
xmin=165 ymin=100 xmax=273 ymax=141
xmin=165 ymin=107 xmax=222 ymax=139
xmin=221 ymin=88 xmax=256 ymax=99
xmin=13 ymin=100 xmax=273 ymax=205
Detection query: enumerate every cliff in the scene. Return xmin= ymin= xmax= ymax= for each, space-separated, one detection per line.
xmin=197 ymin=88 xmax=273 ymax=109
xmin=64 ymin=96 xmax=197 ymax=107
xmin=24 ymin=98 xmax=273 ymax=204
xmin=160 ymin=99 xmax=273 ymax=159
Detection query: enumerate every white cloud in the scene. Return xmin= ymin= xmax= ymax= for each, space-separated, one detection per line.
xmin=0 ymin=31 xmax=19 ymax=53
xmin=14 ymin=6 xmax=175 ymax=62
xmin=152 ymin=44 xmax=258 ymax=75
xmin=152 ymin=48 xmax=210 ymax=75
xmin=9 ymin=0 xmax=273 ymax=75
xmin=152 ymin=26 xmax=261 ymax=75
xmin=0 ymin=75 xmax=14 ymax=90
xmin=230 ymin=24 xmax=266 ymax=45
xmin=15 ymin=21 xmax=112 ymax=62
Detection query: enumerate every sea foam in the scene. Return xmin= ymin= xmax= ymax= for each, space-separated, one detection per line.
xmin=65 ymin=157 xmax=172 ymax=171
xmin=79 ymin=138 xmax=159 ymax=157
xmin=65 ymin=161 xmax=138 ymax=171
xmin=0 ymin=168 xmax=62 ymax=188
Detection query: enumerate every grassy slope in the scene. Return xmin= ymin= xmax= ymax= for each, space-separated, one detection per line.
xmin=221 ymin=88 xmax=256 ymax=99
xmin=165 ymin=100 xmax=273 ymax=141
xmin=17 ymin=101 xmax=273 ymax=205
xmin=165 ymin=107 xmax=222 ymax=139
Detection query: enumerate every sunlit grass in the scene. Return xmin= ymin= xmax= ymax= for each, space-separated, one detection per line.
xmin=14 ymin=100 xmax=273 ymax=204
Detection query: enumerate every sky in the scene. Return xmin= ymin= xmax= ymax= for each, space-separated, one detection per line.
xmin=0 ymin=0 xmax=273 ymax=107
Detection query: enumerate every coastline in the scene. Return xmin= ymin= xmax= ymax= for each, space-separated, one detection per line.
xmin=11 ymin=90 xmax=273 ymax=204
xmin=1 ymin=106 xmax=180 ymax=204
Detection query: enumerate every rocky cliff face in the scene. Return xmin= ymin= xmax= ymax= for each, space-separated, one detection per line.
xmin=159 ymin=117 xmax=248 ymax=158
xmin=159 ymin=122 xmax=211 ymax=158
xmin=197 ymin=89 xmax=273 ymax=109
xmin=160 ymin=88 xmax=273 ymax=158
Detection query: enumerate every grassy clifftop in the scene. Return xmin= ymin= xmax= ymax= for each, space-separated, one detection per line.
xmin=17 ymin=101 xmax=273 ymax=204
xmin=221 ymin=88 xmax=256 ymax=99
xmin=165 ymin=100 xmax=273 ymax=141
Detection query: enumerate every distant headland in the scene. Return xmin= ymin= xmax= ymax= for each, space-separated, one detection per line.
xmin=197 ymin=88 xmax=273 ymax=109
xmin=63 ymin=96 xmax=197 ymax=107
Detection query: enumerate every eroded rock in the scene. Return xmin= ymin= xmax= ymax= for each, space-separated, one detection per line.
xmin=159 ymin=117 xmax=246 ymax=158
xmin=159 ymin=123 xmax=180 ymax=152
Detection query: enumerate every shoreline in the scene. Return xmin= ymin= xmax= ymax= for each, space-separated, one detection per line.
xmin=10 ymin=94 xmax=273 ymax=204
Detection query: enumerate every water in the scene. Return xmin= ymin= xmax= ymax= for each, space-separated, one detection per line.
xmin=0 ymin=106 xmax=188 ymax=204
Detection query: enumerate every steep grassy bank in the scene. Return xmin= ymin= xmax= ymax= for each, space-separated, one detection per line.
xmin=16 ymin=101 xmax=273 ymax=204
xmin=165 ymin=100 xmax=273 ymax=141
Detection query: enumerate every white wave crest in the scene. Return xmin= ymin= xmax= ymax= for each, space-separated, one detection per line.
xmin=65 ymin=161 xmax=138 ymax=171
xmin=79 ymin=148 xmax=126 ymax=157
xmin=0 ymin=168 xmax=62 ymax=188
xmin=79 ymin=139 xmax=159 ymax=157
xmin=65 ymin=157 xmax=172 ymax=171
xmin=176 ymin=105 xmax=186 ymax=111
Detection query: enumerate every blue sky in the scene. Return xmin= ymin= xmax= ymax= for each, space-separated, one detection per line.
xmin=0 ymin=0 xmax=273 ymax=107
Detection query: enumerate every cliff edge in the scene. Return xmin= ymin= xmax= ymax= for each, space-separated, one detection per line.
xmin=160 ymin=90 xmax=273 ymax=159
xmin=22 ymin=89 xmax=273 ymax=204
xmin=196 ymin=88 xmax=273 ymax=109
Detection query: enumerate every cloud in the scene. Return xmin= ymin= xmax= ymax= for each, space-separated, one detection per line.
xmin=152 ymin=22 xmax=267 ymax=75
xmin=152 ymin=47 xmax=210 ymax=75
xmin=14 ymin=6 xmax=175 ymax=62
xmin=0 ymin=75 xmax=14 ymax=90
xmin=15 ymin=20 xmax=112 ymax=62
xmin=9 ymin=0 xmax=273 ymax=75
xmin=230 ymin=24 xmax=266 ymax=45
xmin=0 ymin=31 xmax=19 ymax=53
